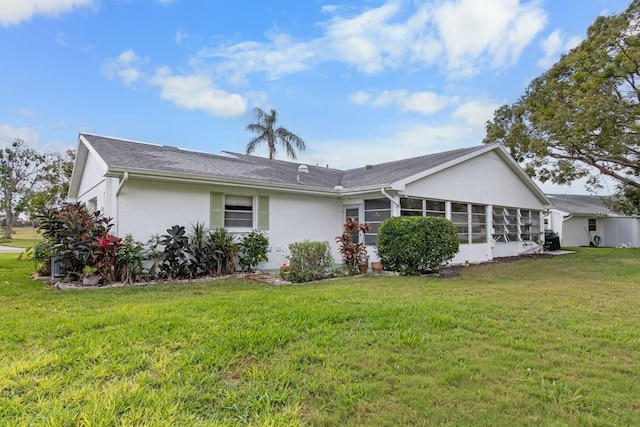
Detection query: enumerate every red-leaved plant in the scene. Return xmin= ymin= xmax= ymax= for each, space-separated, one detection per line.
xmin=336 ymin=217 xmax=371 ymax=275
xmin=92 ymin=233 xmax=122 ymax=283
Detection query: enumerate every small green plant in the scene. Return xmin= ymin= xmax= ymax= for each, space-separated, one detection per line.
xmin=287 ymin=240 xmax=334 ymax=282
xmin=117 ymin=234 xmax=145 ymax=284
xmin=82 ymin=265 xmax=98 ymax=276
xmin=144 ymin=234 xmax=163 ymax=279
xmin=377 ymin=216 xmax=459 ymax=275
xmin=238 ymin=230 xmax=270 ymax=272
xmin=278 ymin=263 xmax=291 ymax=280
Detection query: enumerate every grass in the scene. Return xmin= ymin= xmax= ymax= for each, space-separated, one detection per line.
xmin=0 ymin=227 xmax=41 ymax=248
xmin=1 ymin=248 xmax=639 ymax=426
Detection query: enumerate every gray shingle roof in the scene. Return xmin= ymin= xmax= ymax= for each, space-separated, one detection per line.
xmin=547 ymin=194 xmax=612 ymax=215
xmin=81 ymin=133 xmax=489 ymax=190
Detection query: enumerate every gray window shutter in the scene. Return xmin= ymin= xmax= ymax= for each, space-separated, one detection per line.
xmin=210 ymin=192 xmax=224 ymax=228
xmin=257 ymin=195 xmax=269 ymax=230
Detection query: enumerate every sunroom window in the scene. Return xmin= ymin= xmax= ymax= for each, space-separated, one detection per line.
xmin=364 ymin=198 xmax=391 ymax=245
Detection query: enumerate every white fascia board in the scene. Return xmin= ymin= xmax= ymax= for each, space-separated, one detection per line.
xmin=79 ymin=134 xmax=110 ymax=171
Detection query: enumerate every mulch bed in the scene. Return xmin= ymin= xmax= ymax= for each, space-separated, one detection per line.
xmin=43 ymin=253 xmax=555 ymax=289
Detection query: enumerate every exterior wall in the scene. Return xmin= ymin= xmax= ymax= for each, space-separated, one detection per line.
xmin=113 ymin=178 xmax=343 ymax=270
xmin=562 ymin=216 xmax=599 ymax=247
xmin=75 ymin=151 xmax=109 ymax=216
xmin=405 ymin=151 xmax=545 ymax=209
xmin=601 ymin=218 xmax=640 ymax=247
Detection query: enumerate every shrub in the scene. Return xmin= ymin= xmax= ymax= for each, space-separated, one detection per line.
xmin=208 ymin=228 xmax=238 ymax=275
xmin=188 ymin=222 xmax=212 ymax=276
xmin=160 ymin=225 xmax=191 ymax=280
xmin=377 ymin=216 xmax=459 ymax=275
xmin=238 ymin=230 xmax=270 ymax=272
xmin=288 ymin=240 xmax=334 ymax=283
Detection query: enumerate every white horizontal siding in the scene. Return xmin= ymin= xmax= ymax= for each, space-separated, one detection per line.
xmin=405 ymin=151 xmax=546 ymax=209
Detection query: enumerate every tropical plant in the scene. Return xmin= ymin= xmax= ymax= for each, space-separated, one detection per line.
xmin=208 ymin=227 xmax=238 ymax=275
xmin=336 ymin=218 xmax=371 ymax=276
xmin=117 ymin=234 xmax=145 ymax=284
xmin=160 ymin=225 xmax=191 ymax=280
xmin=287 ymin=240 xmax=334 ymax=283
xmin=144 ymin=234 xmax=163 ymax=279
xmin=377 ymin=216 xmax=459 ymax=275
xmin=92 ymin=233 xmax=122 ymax=283
xmin=36 ymin=202 xmax=112 ymax=280
xmin=245 ymin=107 xmax=306 ymax=160
xmin=188 ymin=222 xmax=212 ymax=276
xmin=238 ymin=229 xmax=270 ymax=272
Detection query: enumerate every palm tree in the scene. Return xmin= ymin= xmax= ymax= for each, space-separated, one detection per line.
xmin=245 ymin=107 xmax=306 ymax=160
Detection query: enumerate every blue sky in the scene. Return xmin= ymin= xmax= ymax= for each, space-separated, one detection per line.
xmin=0 ymin=0 xmax=631 ymax=194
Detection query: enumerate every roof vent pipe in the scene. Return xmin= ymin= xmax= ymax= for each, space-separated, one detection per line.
xmin=297 ymin=164 xmax=309 ymax=183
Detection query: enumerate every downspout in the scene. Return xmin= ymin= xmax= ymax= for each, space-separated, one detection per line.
xmin=116 ymin=171 xmax=129 ymax=196
xmin=380 ymin=188 xmax=399 ymax=206
xmin=115 ymin=172 xmax=128 ymax=236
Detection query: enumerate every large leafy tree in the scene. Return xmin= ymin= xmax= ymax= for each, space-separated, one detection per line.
xmin=0 ymin=139 xmax=73 ymax=239
xmin=245 ymin=107 xmax=306 ymax=160
xmin=484 ymin=1 xmax=640 ymax=214
xmin=0 ymin=139 xmax=48 ymax=238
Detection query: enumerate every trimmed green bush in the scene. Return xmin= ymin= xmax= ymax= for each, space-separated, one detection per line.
xmin=377 ymin=216 xmax=459 ymax=275
xmin=288 ymin=240 xmax=334 ymax=282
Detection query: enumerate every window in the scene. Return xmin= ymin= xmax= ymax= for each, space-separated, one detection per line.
xmin=588 ymin=218 xmax=597 ymax=231
xmin=451 ymin=203 xmax=469 ymax=243
xmin=400 ymin=198 xmax=445 ymax=217
xmin=493 ymin=207 xmax=541 ymax=242
xmin=493 ymin=206 xmax=519 ymax=242
xmin=520 ymin=210 xmax=542 ymax=240
xmin=344 ymin=206 xmax=361 ymax=243
xmin=364 ymin=198 xmax=391 ymax=245
xmin=224 ymin=195 xmax=253 ymax=228
xmin=471 ymin=205 xmax=487 ymax=243
xmin=210 ymin=193 xmax=270 ymax=230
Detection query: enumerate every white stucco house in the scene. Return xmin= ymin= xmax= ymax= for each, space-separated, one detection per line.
xmin=68 ymin=133 xmax=550 ymax=270
xmin=546 ymin=194 xmax=640 ymax=247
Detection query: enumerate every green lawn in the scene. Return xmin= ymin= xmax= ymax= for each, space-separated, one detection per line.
xmin=1 ymin=248 xmax=639 ymax=426
xmin=0 ymin=227 xmax=41 ymax=248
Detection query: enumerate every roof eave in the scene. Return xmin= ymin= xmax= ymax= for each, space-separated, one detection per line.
xmin=106 ymin=167 xmax=342 ymax=196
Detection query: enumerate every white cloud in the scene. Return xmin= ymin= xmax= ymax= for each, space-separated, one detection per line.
xmin=149 ymin=67 xmax=247 ymax=118
xmin=0 ymin=124 xmax=41 ymax=146
xmin=349 ymin=91 xmax=371 ymax=104
xmin=297 ymin=121 xmax=480 ymax=170
xmin=195 ymin=1 xmax=546 ymax=83
xmin=102 ymin=49 xmax=145 ymax=87
xmin=537 ymin=29 xmax=582 ymax=69
xmin=350 ymin=89 xmax=456 ymax=115
xmin=175 ymin=29 xmax=188 ymax=44
xmin=433 ymin=0 xmax=547 ymax=76
xmin=0 ymin=0 xmax=95 ymax=26
xmin=451 ymin=100 xmax=501 ymax=127
xmin=195 ymin=32 xmax=318 ymax=84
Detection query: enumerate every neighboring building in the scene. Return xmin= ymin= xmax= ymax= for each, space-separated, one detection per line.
xmin=546 ymin=194 xmax=640 ymax=248
xmin=68 ymin=133 xmax=550 ymax=269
